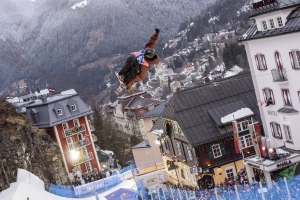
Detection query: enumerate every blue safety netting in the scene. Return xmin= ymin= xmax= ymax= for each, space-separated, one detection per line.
xmin=137 ymin=176 xmax=300 ymax=200
xmin=49 ymin=183 xmax=77 ymax=198
xmin=119 ymin=164 xmax=136 ymax=174
xmin=49 ymin=174 xmax=122 ymax=198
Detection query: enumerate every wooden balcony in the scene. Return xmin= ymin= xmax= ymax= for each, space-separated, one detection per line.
xmin=62 ymin=124 xmax=86 ymax=138
xmin=66 ymin=138 xmax=91 ymax=151
xmin=72 ymin=152 xmax=94 ymax=166
xmin=271 ymin=68 xmax=288 ymax=82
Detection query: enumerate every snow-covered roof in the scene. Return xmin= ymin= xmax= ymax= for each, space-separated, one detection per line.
xmin=223 ymin=65 xmax=244 ymax=78
xmin=221 ymin=108 xmax=254 ymax=124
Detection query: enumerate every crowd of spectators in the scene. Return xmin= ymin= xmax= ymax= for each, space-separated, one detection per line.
xmin=71 ymin=168 xmax=113 ymax=187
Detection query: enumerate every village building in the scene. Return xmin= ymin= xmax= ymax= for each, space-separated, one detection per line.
xmin=9 ymin=89 xmax=101 ymax=176
xmin=104 ymin=90 xmax=162 ymax=140
xmin=239 ymin=0 xmax=300 ymax=188
xmin=162 ymin=72 xmax=262 ymax=187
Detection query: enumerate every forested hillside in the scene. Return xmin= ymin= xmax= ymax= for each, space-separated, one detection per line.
xmin=0 ymin=0 xmax=214 ymax=100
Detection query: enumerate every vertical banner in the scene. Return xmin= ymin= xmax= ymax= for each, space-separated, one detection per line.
xmin=250 ymin=122 xmax=263 ymax=157
xmin=232 ymin=121 xmax=240 ymax=153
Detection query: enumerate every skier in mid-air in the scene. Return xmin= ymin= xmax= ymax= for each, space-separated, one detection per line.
xmin=116 ymin=28 xmax=160 ymax=91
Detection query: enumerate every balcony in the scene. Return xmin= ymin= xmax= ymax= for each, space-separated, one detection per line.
xmin=92 ymin=134 xmax=98 ymax=142
xmin=271 ymin=68 xmax=288 ymax=82
xmin=62 ymin=124 xmax=86 ymax=138
xmin=66 ymin=138 xmax=91 ymax=151
xmin=72 ymin=152 xmax=94 ymax=166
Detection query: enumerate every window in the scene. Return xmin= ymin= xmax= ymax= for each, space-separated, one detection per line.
xmin=74 ymin=119 xmax=80 ymax=127
xmin=277 ymin=17 xmax=283 ymax=27
xmin=284 ymin=125 xmax=293 ymax=142
xmin=164 ymin=140 xmax=169 ymax=150
xmin=240 ymin=134 xmax=253 ymax=148
xmin=289 ymin=51 xmax=300 ymax=69
xmin=62 ymin=123 xmax=68 ymax=130
xmin=237 ymin=120 xmax=250 ymax=132
xmin=262 ymin=88 xmax=275 ymax=105
xmin=255 ymin=54 xmax=267 ymax=70
xmin=77 ymin=133 xmax=83 ymax=141
xmin=184 ymin=166 xmax=190 ymax=180
xmin=146 ymin=149 xmax=150 ymax=156
xmin=81 ymin=147 xmax=88 ymax=157
xmin=290 ymin=8 xmax=300 ymax=19
xmin=269 ymin=19 xmax=275 ymax=29
xmin=151 ymin=120 xmax=157 ymax=128
xmin=261 ymin=21 xmax=268 ymax=30
xmin=176 ymin=142 xmax=182 ymax=155
xmin=57 ymin=108 xmax=63 ymax=116
xmin=212 ymin=144 xmax=222 ymax=158
xmin=226 ymin=167 xmax=235 ymax=181
xmin=66 ymin=137 xmax=73 ymax=149
xmin=270 ymin=122 xmax=283 ymax=139
xmin=187 ymin=146 xmax=194 ymax=160
xmin=85 ymin=162 xmax=92 ymax=172
xmin=282 ymin=89 xmax=292 ymax=106
xmin=71 ymin=104 xmax=77 ymax=111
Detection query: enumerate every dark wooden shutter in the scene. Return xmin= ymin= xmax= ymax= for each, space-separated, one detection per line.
xmin=207 ymin=146 xmax=214 ymax=159
xmin=270 ymin=89 xmax=275 ymax=105
xmin=220 ymin=143 xmax=226 ymax=156
xmin=289 ymin=52 xmax=296 ymax=69
xmin=262 ymin=89 xmax=267 ymax=102
xmin=275 ymin=51 xmax=283 ymax=69
xmin=262 ymin=55 xmax=267 ymax=70
xmin=270 ymin=123 xmax=275 ymax=137
xmin=277 ymin=124 xmax=283 ymax=139
xmin=255 ymin=55 xmax=260 ymax=70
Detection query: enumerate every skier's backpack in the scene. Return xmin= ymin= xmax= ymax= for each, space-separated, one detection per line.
xmin=123 ymin=55 xmax=141 ymax=84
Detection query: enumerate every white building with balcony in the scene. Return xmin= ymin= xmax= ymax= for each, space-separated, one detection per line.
xmin=239 ymin=0 xmax=300 ymax=188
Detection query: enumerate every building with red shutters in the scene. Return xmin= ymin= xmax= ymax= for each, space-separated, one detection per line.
xmin=12 ymin=89 xmax=101 ymax=175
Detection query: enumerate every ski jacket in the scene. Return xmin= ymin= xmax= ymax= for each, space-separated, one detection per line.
xmin=126 ymin=31 xmax=160 ymax=88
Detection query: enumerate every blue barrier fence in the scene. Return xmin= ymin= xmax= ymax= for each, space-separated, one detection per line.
xmin=137 ymin=175 xmax=300 ymax=200
xmin=119 ymin=164 xmax=136 ymax=174
xmin=49 ymin=164 xmax=136 ymax=198
xmin=49 ymin=183 xmax=77 ymax=198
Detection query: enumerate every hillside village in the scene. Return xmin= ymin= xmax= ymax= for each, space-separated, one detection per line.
xmin=3 ymin=0 xmax=300 ymax=199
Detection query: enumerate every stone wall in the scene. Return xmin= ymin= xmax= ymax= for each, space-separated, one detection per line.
xmin=0 ymin=99 xmax=69 ymax=192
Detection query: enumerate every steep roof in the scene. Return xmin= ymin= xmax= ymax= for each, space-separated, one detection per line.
xmin=240 ymin=3 xmax=300 ymax=41
xmin=132 ymin=140 xmax=151 ymax=149
xmin=173 ymin=72 xmax=261 ymax=147
xmin=249 ymin=0 xmax=300 ymax=17
xmin=24 ymin=92 xmax=93 ymax=128
xmin=139 ymin=97 xmax=172 ymax=119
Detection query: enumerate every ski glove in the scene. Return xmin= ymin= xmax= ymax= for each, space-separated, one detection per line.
xmin=155 ymin=28 xmax=160 ymax=33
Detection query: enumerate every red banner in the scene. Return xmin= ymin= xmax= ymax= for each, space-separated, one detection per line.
xmin=254 ymin=122 xmax=264 ymax=157
xmin=232 ymin=121 xmax=240 ymax=154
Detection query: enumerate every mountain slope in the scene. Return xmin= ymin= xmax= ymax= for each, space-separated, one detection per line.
xmin=0 ymin=0 xmax=215 ymax=98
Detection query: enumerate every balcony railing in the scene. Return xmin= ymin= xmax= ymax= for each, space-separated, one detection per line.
xmin=92 ymin=134 xmax=98 ymax=142
xmin=271 ymin=68 xmax=288 ymax=82
xmin=72 ymin=152 xmax=94 ymax=166
xmin=66 ymin=138 xmax=91 ymax=151
xmin=62 ymin=124 xmax=86 ymax=138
